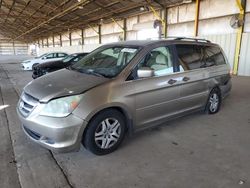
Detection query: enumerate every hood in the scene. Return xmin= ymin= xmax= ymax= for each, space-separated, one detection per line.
xmin=24 ymin=69 xmax=109 ymax=102
xmin=22 ymin=59 xmax=34 ymax=63
xmin=36 ymin=60 xmax=64 ymax=69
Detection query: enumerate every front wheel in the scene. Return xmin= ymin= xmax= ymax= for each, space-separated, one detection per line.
xmin=83 ymin=109 xmax=126 ymax=155
xmin=205 ymin=88 xmax=221 ymax=114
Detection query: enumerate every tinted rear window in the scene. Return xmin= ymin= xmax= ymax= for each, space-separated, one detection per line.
xmin=176 ymin=44 xmax=203 ymax=70
xmin=203 ymin=45 xmax=226 ymax=66
xmin=176 ymin=44 xmax=226 ymax=70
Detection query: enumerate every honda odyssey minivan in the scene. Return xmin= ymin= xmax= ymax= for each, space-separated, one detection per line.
xmin=17 ymin=38 xmax=232 ymax=155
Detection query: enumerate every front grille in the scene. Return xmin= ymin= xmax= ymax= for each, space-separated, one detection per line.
xmin=18 ymin=92 xmax=39 ymax=117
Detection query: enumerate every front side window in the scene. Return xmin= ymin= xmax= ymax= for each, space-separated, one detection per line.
xmin=45 ymin=53 xmax=56 ymax=59
xmin=138 ymin=46 xmax=174 ymax=77
xmin=71 ymin=46 xmax=139 ymax=78
xmin=37 ymin=53 xmax=48 ymax=59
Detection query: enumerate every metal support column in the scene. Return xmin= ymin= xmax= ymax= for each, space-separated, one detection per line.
xmin=194 ymin=0 xmax=200 ymax=37
xmin=52 ymin=35 xmax=55 ymax=47
xmin=233 ymin=0 xmax=246 ymax=75
xmin=123 ymin=18 xmax=127 ymax=41
xmin=148 ymin=5 xmax=166 ymax=38
xmin=12 ymin=41 xmax=15 ymax=55
xmin=88 ymin=24 xmax=101 ymax=44
xmin=81 ymin=29 xmax=84 ymax=45
xmin=98 ymin=24 xmax=101 ymax=44
xmin=111 ymin=18 xmax=127 ymax=41
xmin=163 ymin=8 xmax=168 ymax=38
xmin=46 ymin=38 xmax=49 ymax=47
xmin=69 ymin=32 xmax=72 ymax=46
xmin=59 ymin=34 xmax=62 ymax=47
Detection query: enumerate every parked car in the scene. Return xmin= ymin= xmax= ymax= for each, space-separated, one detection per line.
xmin=32 ymin=52 xmax=88 ymax=79
xmin=21 ymin=52 xmax=68 ymax=71
xmin=17 ymin=38 xmax=232 ymax=155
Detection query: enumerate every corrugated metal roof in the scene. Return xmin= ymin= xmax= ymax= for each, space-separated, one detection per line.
xmin=0 ymin=0 xmax=184 ymax=42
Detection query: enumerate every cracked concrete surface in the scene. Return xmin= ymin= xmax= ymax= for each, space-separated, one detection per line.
xmin=0 ymin=55 xmax=250 ymax=188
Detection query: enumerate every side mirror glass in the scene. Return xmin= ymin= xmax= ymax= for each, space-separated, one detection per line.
xmin=137 ymin=67 xmax=154 ymax=78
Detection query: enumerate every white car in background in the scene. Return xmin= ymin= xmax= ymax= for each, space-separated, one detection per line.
xmin=22 ymin=52 xmax=68 ymax=70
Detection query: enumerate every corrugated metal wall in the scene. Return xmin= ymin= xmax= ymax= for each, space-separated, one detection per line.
xmin=0 ymin=42 xmax=28 ymax=55
xmin=238 ymin=33 xmax=250 ymax=76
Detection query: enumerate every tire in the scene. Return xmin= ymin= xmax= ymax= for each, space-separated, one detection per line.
xmin=32 ymin=63 xmax=39 ymax=71
xmin=83 ymin=109 xmax=126 ymax=155
xmin=205 ymin=88 xmax=221 ymax=114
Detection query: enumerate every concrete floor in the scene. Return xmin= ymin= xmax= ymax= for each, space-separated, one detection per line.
xmin=0 ymin=56 xmax=250 ymax=188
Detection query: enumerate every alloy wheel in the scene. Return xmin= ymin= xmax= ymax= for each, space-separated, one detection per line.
xmin=94 ymin=118 xmax=121 ymax=149
xmin=209 ymin=93 xmax=219 ymax=112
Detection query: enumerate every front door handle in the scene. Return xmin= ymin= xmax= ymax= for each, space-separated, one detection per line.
xmin=168 ymin=79 xmax=177 ymax=85
xmin=183 ymin=77 xmax=190 ymax=82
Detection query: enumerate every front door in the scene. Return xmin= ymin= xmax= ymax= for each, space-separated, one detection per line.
xmin=133 ymin=46 xmax=185 ymax=129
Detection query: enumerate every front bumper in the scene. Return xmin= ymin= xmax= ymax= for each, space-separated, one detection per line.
xmin=17 ymin=107 xmax=88 ymax=152
xmin=21 ymin=63 xmax=32 ymax=71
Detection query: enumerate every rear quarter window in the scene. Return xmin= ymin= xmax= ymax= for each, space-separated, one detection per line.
xmin=203 ymin=45 xmax=226 ymax=66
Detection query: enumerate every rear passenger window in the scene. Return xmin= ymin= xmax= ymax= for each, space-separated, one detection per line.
xmin=176 ymin=45 xmax=204 ymax=70
xmin=58 ymin=53 xmax=67 ymax=58
xmin=203 ymin=46 xmax=226 ymax=66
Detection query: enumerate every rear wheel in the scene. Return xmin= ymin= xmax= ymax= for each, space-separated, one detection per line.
xmin=83 ymin=109 xmax=126 ymax=155
xmin=205 ymin=88 xmax=221 ymax=114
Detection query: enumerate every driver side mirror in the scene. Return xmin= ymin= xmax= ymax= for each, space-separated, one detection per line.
xmin=42 ymin=57 xmax=47 ymax=60
xmin=137 ymin=67 xmax=154 ymax=78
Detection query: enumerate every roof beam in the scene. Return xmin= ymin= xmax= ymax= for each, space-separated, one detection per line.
xmin=4 ymin=0 xmax=16 ymax=24
xmin=34 ymin=2 xmax=147 ymax=39
xmin=14 ymin=0 xmax=92 ymax=40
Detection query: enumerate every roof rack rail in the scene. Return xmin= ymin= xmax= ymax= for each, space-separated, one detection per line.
xmin=167 ymin=36 xmax=211 ymax=43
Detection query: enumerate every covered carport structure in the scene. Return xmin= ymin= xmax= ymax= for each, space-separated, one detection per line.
xmin=0 ymin=0 xmax=249 ymax=75
xmin=0 ymin=1 xmax=250 ymax=188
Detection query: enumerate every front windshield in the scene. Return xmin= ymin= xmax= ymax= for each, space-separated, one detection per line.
xmin=62 ymin=55 xmax=75 ymax=63
xmin=71 ymin=46 xmax=139 ymax=78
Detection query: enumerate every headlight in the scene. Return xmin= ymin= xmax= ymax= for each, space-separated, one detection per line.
xmin=40 ymin=94 xmax=83 ymax=117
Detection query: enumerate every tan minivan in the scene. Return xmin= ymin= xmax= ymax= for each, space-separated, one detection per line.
xmin=17 ymin=38 xmax=232 ymax=155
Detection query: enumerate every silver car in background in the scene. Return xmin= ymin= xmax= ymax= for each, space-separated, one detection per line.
xmin=17 ymin=38 xmax=232 ymax=155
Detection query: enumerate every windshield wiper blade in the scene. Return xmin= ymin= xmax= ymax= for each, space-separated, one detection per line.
xmin=89 ymin=71 xmax=105 ymax=77
xmin=76 ymin=68 xmax=105 ymax=77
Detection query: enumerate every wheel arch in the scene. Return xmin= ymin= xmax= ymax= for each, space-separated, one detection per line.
xmin=82 ymin=105 xmax=134 ymax=142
